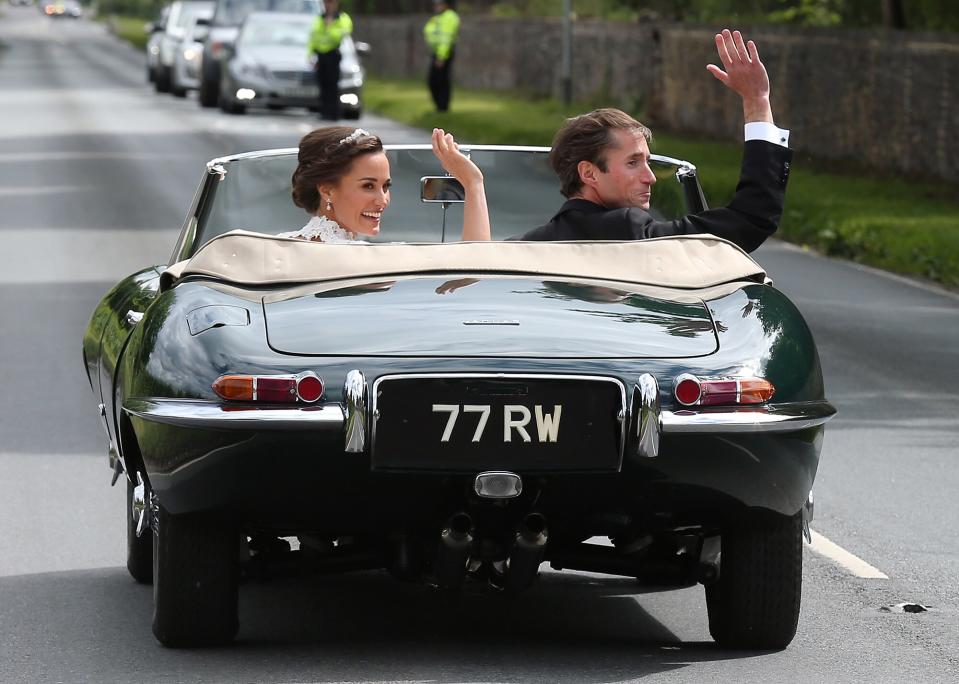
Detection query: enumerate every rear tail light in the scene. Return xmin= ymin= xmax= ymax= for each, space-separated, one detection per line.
xmin=673 ymin=373 xmax=774 ymax=407
xmin=212 ymin=372 xmax=324 ymax=403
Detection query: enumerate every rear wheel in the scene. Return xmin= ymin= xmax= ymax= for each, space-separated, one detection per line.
xmin=125 ymin=476 xmax=153 ymax=584
xmin=705 ymin=512 xmax=803 ymax=649
xmin=152 ymin=503 xmax=239 ymax=647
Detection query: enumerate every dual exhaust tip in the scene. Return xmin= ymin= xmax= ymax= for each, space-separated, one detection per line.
xmin=435 ymin=511 xmax=548 ymax=591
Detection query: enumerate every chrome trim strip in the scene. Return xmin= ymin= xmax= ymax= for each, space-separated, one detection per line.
xmin=343 ymin=370 xmax=367 ymax=453
xmin=661 ymin=401 xmax=836 ymax=434
xmin=633 ymin=373 xmax=661 ymax=458
xmin=123 ymin=398 xmax=345 ymax=431
xmin=370 ymin=373 xmax=628 ymax=469
xmin=203 ymin=146 xmax=694 ymax=172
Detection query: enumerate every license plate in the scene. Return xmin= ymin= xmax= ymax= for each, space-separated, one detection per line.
xmin=279 ymin=87 xmax=317 ymax=99
xmin=371 ymin=375 xmax=625 ymax=471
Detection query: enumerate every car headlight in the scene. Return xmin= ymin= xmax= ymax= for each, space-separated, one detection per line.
xmin=183 ymin=47 xmax=199 ymax=62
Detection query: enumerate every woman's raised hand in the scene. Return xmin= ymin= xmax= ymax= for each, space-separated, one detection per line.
xmin=431 ymin=128 xmax=483 ymax=188
xmin=430 ymin=128 xmax=491 ymax=241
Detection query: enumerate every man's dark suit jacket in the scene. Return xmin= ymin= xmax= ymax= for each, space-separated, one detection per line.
xmin=515 ymin=140 xmax=792 ymax=253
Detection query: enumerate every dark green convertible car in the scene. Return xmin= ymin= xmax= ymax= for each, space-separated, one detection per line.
xmin=82 ymin=145 xmax=835 ymax=649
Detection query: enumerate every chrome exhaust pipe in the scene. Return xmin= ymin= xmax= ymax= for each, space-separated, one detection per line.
xmin=506 ymin=512 xmax=548 ymax=591
xmin=434 ymin=512 xmax=473 ymax=588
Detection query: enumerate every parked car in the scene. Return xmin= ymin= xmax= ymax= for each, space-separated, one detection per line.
xmin=145 ymin=5 xmax=171 ymax=84
xmin=198 ymin=0 xmax=319 ymax=108
xmin=41 ymin=0 xmax=81 ymax=17
xmin=149 ymin=0 xmax=214 ymax=94
xmin=171 ymin=12 xmax=214 ymax=97
xmin=83 ymin=144 xmax=835 ymax=649
xmin=219 ymin=11 xmax=363 ymax=116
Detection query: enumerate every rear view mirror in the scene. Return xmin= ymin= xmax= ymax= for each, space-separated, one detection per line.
xmin=420 ymin=176 xmax=465 ymax=203
xmin=193 ymin=25 xmax=210 ymax=42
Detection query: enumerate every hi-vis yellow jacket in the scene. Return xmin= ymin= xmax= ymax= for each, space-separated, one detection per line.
xmin=308 ymin=12 xmax=353 ymax=55
xmin=423 ymin=8 xmax=459 ymax=61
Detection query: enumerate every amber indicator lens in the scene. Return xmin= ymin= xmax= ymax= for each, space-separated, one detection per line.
xmin=738 ymin=379 xmax=776 ymax=404
xmin=212 ymin=375 xmax=254 ymax=401
xmin=296 ymin=374 xmax=324 ymax=402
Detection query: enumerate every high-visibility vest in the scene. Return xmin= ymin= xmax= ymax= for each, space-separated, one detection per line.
xmin=423 ymin=8 xmax=459 ymax=61
xmin=308 ymin=12 xmax=353 ymax=55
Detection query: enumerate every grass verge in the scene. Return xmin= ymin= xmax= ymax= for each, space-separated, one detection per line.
xmin=366 ymin=75 xmax=959 ymax=287
xmin=103 ymin=15 xmax=150 ymax=51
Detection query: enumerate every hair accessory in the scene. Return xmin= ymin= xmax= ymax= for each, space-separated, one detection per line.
xmin=338 ymin=128 xmax=370 ymax=146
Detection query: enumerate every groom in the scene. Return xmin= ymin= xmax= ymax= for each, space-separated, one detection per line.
xmin=515 ymin=29 xmax=792 ymax=253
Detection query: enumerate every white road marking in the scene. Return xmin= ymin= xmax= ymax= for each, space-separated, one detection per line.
xmin=808 ymin=530 xmax=889 ymax=579
xmin=0 ymin=228 xmax=178 ymax=284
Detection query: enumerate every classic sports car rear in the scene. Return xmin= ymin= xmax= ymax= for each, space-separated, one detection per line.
xmin=82 ymin=145 xmax=834 ymax=649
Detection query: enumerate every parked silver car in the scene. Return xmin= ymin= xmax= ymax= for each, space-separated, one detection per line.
xmin=198 ymin=0 xmax=320 ymax=108
xmin=150 ymin=1 xmax=214 ymax=93
xmin=171 ymin=11 xmax=214 ymax=96
xmin=219 ymin=11 xmax=364 ymax=117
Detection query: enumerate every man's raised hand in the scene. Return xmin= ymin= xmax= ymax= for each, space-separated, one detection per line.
xmin=706 ymin=29 xmax=773 ymax=124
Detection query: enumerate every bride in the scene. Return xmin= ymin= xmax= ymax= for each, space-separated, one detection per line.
xmin=280 ymin=125 xmax=490 ymax=243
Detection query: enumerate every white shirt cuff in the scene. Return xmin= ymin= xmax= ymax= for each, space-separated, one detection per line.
xmin=745 ymin=122 xmax=790 ymax=147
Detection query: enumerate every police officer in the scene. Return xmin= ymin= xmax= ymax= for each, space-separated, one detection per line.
xmin=423 ymin=0 xmax=460 ymax=112
xmin=309 ymin=0 xmax=352 ymax=121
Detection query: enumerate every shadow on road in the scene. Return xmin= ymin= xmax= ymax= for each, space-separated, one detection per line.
xmin=0 ymin=567 xmax=759 ymax=683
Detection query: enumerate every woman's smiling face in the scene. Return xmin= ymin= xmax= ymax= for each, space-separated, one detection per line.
xmin=320 ymin=151 xmax=392 ymax=237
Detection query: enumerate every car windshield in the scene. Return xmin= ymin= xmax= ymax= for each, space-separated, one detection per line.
xmin=239 ymin=17 xmax=311 ymax=47
xmin=178 ymin=147 xmax=693 ymax=261
xmin=177 ymin=2 xmax=214 ymax=28
xmin=214 ymin=0 xmax=318 ymax=26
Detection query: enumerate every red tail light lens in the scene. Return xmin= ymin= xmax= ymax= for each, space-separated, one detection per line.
xmin=674 ymin=374 xmax=775 ymax=407
xmin=296 ymin=374 xmax=324 ymax=402
xmin=212 ymin=372 xmax=324 ymax=403
xmin=256 ymin=376 xmax=297 ymax=402
xmin=674 ymin=375 xmax=702 ymax=406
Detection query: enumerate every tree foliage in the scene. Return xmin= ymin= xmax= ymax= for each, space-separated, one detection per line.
xmin=351 ymin=0 xmax=958 ymax=31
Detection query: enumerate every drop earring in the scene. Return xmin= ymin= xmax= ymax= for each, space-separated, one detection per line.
xmin=325 ymin=197 xmax=333 ymax=211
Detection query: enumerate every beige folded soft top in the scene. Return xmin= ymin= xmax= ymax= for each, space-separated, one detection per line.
xmin=160 ymin=230 xmax=766 ymax=291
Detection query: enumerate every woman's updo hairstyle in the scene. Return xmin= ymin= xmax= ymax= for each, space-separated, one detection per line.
xmin=291 ymin=126 xmax=384 ymax=214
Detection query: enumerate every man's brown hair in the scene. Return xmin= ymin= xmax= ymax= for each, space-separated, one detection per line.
xmin=549 ymin=108 xmax=651 ymax=198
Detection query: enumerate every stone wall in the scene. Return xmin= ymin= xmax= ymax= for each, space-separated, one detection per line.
xmin=355 ymin=15 xmax=959 ymax=181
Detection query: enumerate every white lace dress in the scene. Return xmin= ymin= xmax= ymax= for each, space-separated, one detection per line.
xmin=277 ymin=215 xmax=358 ymax=243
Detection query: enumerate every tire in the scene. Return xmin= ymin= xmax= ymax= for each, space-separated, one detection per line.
xmin=152 ymin=502 xmax=239 ymax=647
xmin=342 ymin=107 xmax=361 ymax=120
xmin=198 ymin=68 xmax=219 ymax=108
xmin=219 ymin=96 xmax=246 ymax=115
xmin=146 ymin=64 xmax=155 ymax=84
xmin=705 ymin=512 xmax=803 ymax=650
xmin=154 ymin=66 xmax=171 ymax=94
xmin=126 ymin=476 xmax=153 ymax=584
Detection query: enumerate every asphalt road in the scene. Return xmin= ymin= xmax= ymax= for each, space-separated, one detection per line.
xmin=1 ymin=8 xmax=957 ymax=683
